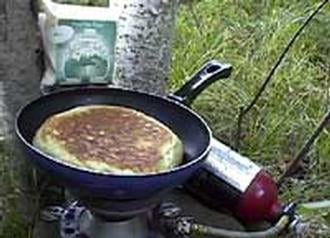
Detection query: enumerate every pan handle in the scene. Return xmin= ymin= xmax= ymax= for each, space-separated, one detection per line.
xmin=168 ymin=60 xmax=233 ymax=105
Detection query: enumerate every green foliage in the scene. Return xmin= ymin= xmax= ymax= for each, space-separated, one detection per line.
xmin=172 ymin=0 xmax=329 ymax=168
xmin=171 ymin=1 xmax=330 ymax=235
xmin=0 ymin=143 xmax=29 ymax=237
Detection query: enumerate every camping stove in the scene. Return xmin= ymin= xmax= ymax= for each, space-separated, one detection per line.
xmin=51 ymin=201 xmax=162 ymax=238
xmin=40 ymin=192 xmax=206 ymax=238
xmin=40 ymin=189 xmax=305 ymax=238
xmin=41 ymin=192 xmax=201 ymax=238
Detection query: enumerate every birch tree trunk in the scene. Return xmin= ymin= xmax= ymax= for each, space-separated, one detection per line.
xmin=0 ymin=0 xmax=42 ymax=235
xmin=114 ymin=0 xmax=180 ymax=95
xmin=0 ymin=0 xmax=41 ymax=138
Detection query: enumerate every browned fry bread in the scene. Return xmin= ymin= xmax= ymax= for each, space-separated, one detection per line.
xmin=33 ymin=105 xmax=184 ymax=175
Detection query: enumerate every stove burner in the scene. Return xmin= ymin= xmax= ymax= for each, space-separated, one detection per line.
xmin=77 ymin=193 xmax=162 ymax=221
xmin=50 ymin=201 xmax=164 ymax=238
xmin=60 ymin=202 xmax=85 ymax=238
xmin=41 ymin=200 xmax=302 ymax=238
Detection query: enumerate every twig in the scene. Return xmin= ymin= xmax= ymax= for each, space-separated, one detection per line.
xmin=234 ymin=106 xmax=244 ymax=147
xmin=277 ymin=110 xmax=330 ymax=186
xmin=234 ymin=0 xmax=329 ymax=150
xmin=327 ymin=66 xmax=330 ymax=111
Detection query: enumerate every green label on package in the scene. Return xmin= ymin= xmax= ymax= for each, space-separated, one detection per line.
xmin=53 ymin=19 xmax=116 ymax=85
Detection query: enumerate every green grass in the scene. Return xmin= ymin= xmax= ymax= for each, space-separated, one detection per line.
xmin=1 ymin=0 xmax=330 ymax=237
xmin=171 ymin=0 xmax=330 ymax=236
xmin=0 ymin=142 xmax=30 ymax=237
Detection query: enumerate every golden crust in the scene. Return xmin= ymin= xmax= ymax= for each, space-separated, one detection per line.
xmin=33 ymin=105 xmax=184 ymax=174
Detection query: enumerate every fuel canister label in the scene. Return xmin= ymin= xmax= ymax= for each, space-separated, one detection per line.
xmin=204 ymin=138 xmax=261 ymax=192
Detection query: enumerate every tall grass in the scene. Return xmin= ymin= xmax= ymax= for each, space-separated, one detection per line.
xmin=172 ymin=0 xmax=329 ymax=175
xmin=171 ymin=1 xmax=330 ymax=235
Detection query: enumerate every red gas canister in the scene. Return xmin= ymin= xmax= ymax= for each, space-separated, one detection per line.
xmin=185 ymin=138 xmax=283 ymax=223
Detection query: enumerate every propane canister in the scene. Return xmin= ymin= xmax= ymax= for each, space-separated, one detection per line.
xmin=185 ymin=138 xmax=283 ymax=223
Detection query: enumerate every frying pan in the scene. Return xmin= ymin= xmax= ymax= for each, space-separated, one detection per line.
xmin=15 ymin=60 xmax=232 ymax=202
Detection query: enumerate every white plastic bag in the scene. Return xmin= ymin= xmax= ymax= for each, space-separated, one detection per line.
xmin=38 ymin=0 xmax=119 ymax=87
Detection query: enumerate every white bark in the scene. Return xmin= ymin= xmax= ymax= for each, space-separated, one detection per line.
xmin=113 ymin=0 xmax=180 ymax=95
xmin=0 ymin=0 xmax=41 ymax=137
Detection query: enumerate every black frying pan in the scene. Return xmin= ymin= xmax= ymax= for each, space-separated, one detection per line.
xmin=15 ymin=60 xmax=232 ymax=202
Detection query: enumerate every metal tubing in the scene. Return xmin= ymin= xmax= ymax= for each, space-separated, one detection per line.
xmin=192 ymin=215 xmax=290 ymax=238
